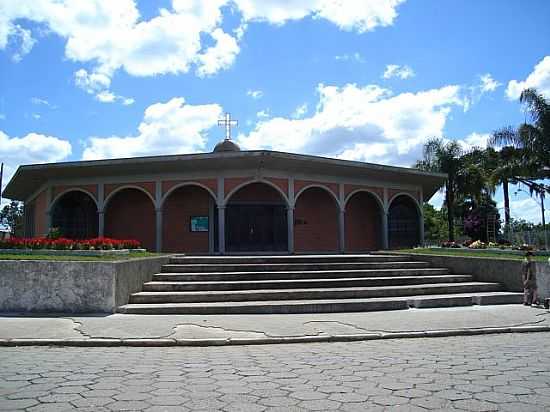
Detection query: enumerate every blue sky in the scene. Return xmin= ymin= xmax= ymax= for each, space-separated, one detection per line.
xmin=1 ymin=0 xmax=549 ymax=223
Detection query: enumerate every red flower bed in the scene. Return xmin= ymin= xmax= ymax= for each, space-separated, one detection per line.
xmin=0 ymin=237 xmax=141 ymax=251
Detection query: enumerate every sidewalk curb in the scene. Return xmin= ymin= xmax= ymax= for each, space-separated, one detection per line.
xmin=1 ymin=325 xmax=549 ymax=347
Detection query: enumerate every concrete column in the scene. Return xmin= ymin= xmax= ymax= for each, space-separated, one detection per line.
xmin=154 ymin=181 xmax=163 ymax=253
xmin=287 ymin=207 xmax=294 ymax=254
xmin=338 ymin=209 xmax=345 ymax=253
xmin=155 ymin=209 xmax=162 ymax=253
xmin=45 ymin=187 xmax=53 ymax=232
xmin=218 ymin=206 xmax=226 ymax=254
xmin=208 ymin=200 xmax=215 ymax=254
xmin=382 ymin=211 xmax=389 ymax=249
xmin=97 ymin=183 xmax=105 ymax=237
xmin=419 ymin=211 xmax=425 ymax=247
xmin=98 ymin=211 xmax=105 ymax=237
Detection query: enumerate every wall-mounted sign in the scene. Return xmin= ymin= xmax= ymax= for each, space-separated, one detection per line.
xmin=190 ymin=216 xmax=209 ymax=232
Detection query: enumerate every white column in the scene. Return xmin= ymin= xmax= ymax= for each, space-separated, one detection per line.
xmin=338 ymin=209 xmax=345 ymax=253
xmin=218 ymin=206 xmax=226 ymax=254
xmin=287 ymin=207 xmax=294 ymax=254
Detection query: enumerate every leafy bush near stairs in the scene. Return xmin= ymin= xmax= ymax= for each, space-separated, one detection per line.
xmin=0 ymin=237 xmax=141 ymax=251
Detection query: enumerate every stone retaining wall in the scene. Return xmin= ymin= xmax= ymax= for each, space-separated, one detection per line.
xmin=401 ymin=253 xmax=550 ymax=300
xmin=0 ymin=256 xmax=171 ymax=313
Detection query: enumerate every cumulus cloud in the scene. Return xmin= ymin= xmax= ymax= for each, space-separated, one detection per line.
xmin=235 ymin=0 xmax=405 ymax=32
xmin=506 ymin=56 xmax=550 ymax=100
xmin=0 ymin=130 xmax=72 ymax=197
xmin=237 ymin=83 xmax=465 ymax=166
xmin=382 ymin=64 xmax=415 ymax=80
xmin=74 ymin=69 xmax=134 ymax=104
xmin=82 ymin=97 xmax=222 ymax=160
xmin=479 ymin=73 xmax=501 ymax=93
xmin=0 ymin=0 xmax=405 ymax=97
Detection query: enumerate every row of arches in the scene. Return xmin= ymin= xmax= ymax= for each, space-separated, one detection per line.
xmin=50 ymin=182 xmax=421 ymax=252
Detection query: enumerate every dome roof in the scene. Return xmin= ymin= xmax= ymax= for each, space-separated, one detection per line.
xmin=213 ymin=139 xmax=241 ymax=153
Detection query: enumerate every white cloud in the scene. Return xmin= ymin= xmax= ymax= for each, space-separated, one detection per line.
xmin=0 ymin=114 xmax=6 ymax=120
xmin=256 ymin=109 xmax=270 ymax=119
xmin=292 ymin=103 xmax=308 ymax=119
xmin=1 ymin=0 xmax=405 ymax=96
xmin=498 ymin=197 xmax=548 ymax=224
xmin=7 ymin=24 xmax=36 ymax=62
xmin=479 ymin=73 xmax=501 ymax=93
xmin=235 ymin=0 xmax=405 ymax=32
xmin=456 ymin=132 xmax=490 ymax=150
xmin=30 ymin=97 xmax=55 ymax=108
xmin=0 ymin=130 xmax=72 ymax=197
xmin=31 ymin=113 xmax=41 ymax=120
xmin=335 ymin=52 xmax=365 ymax=63
xmin=237 ymin=83 xmax=465 ymax=166
xmin=247 ymin=89 xmax=264 ymax=99
xmin=382 ymin=64 xmax=415 ymax=80
xmin=75 ymin=69 xmax=134 ymax=105
xmin=506 ymin=56 xmax=550 ymax=100
xmin=82 ymin=97 xmax=222 ymax=160
xmin=196 ymin=28 xmax=240 ymax=77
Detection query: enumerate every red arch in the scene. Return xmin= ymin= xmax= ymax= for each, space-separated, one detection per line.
xmin=104 ymin=188 xmax=156 ymax=251
xmin=345 ymin=191 xmax=382 ymax=251
xmin=162 ymin=185 xmax=215 ymax=253
xmin=294 ymin=187 xmax=339 ymax=252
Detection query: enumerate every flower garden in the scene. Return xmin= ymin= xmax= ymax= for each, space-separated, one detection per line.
xmin=0 ymin=237 xmax=141 ymax=251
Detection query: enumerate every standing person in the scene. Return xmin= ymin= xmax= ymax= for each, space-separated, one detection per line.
xmin=522 ymin=252 xmax=538 ymax=306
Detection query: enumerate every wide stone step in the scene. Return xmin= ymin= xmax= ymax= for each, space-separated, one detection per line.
xmin=168 ymin=254 xmax=411 ymax=264
xmin=153 ymin=267 xmax=448 ymax=282
xmin=161 ymin=261 xmax=427 ymax=273
xmin=143 ymin=275 xmax=473 ymax=292
xmin=129 ymin=282 xmax=503 ymax=304
xmin=118 ymin=292 xmax=524 ymax=314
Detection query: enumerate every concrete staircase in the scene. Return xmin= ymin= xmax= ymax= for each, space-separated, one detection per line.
xmin=117 ymin=254 xmax=523 ymax=314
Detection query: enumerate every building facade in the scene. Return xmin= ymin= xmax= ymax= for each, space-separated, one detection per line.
xmin=3 ymin=147 xmax=446 ymax=254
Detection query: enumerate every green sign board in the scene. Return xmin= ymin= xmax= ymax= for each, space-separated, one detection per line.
xmin=190 ymin=216 xmax=209 ymax=232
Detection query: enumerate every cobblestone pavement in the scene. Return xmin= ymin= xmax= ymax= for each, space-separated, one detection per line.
xmin=1 ymin=333 xmax=550 ymax=411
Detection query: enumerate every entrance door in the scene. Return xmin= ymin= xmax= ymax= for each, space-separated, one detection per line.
xmin=226 ymin=204 xmax=288 ymax=252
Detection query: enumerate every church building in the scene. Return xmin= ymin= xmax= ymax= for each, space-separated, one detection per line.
xmin=3 ymin=116 xmax=445 ymax=254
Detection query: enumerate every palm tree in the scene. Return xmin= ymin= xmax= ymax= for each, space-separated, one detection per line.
xmin=490 ymin=88 xmax=550 ymax=173
xmin=416 ymin=138 xmax=463 ymax=241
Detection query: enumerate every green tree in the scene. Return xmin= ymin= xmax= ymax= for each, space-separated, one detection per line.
xmin=422 ymin=203 xmax=448 ymax=243
xmin=415 ymin=138 xmax=463 ymax=241
xmin=0 ymin=200 xmax=24 ymax=235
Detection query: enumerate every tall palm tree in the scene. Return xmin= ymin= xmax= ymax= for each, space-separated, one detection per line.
xmin=416 ymin=138 xmax=463 ymax=241
xmin=490 ymin=88 xmax=550 ymax=173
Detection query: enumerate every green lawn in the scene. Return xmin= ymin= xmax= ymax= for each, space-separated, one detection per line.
xmin=399 ymin=248 xmax=549 ymax=262
xmin=0 ymin=251 xmax=164 ymax=261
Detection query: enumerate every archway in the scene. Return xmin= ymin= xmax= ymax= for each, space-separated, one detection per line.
xmin=225 ymin=182 xmax=288 ymax=252
xmin=104 ymin=188 xmax=156 ymax=251
xmin=345 ymin=191 xmax=383 ymax=251
xmin=294 ymin=186 xmax=339 ymax=252
xmin=388 ymin=194 xmax=420 ymax=249
xmin=51 ymin=191 xmax=98 ymax=239
xmin=162 ymin=185 xmax=216 ymax=253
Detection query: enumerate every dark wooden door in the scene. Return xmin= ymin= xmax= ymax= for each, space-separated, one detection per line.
xmin=226 ymin=204 xmax=288 ymax=252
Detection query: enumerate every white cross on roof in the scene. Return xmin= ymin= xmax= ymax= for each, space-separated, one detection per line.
xmin=218 ymin=112 xmax=238 ymax=141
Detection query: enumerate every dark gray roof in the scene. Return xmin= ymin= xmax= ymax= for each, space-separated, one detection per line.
xmin=3 ymin=150 xmax=447 ymax=201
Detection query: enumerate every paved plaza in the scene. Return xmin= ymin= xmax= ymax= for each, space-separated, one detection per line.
xmin=1 ymin=332 xmax=550 ymax=411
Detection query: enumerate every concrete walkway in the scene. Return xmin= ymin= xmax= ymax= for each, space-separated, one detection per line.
xmin=1 ymin=305 xmax=549 ymax=346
